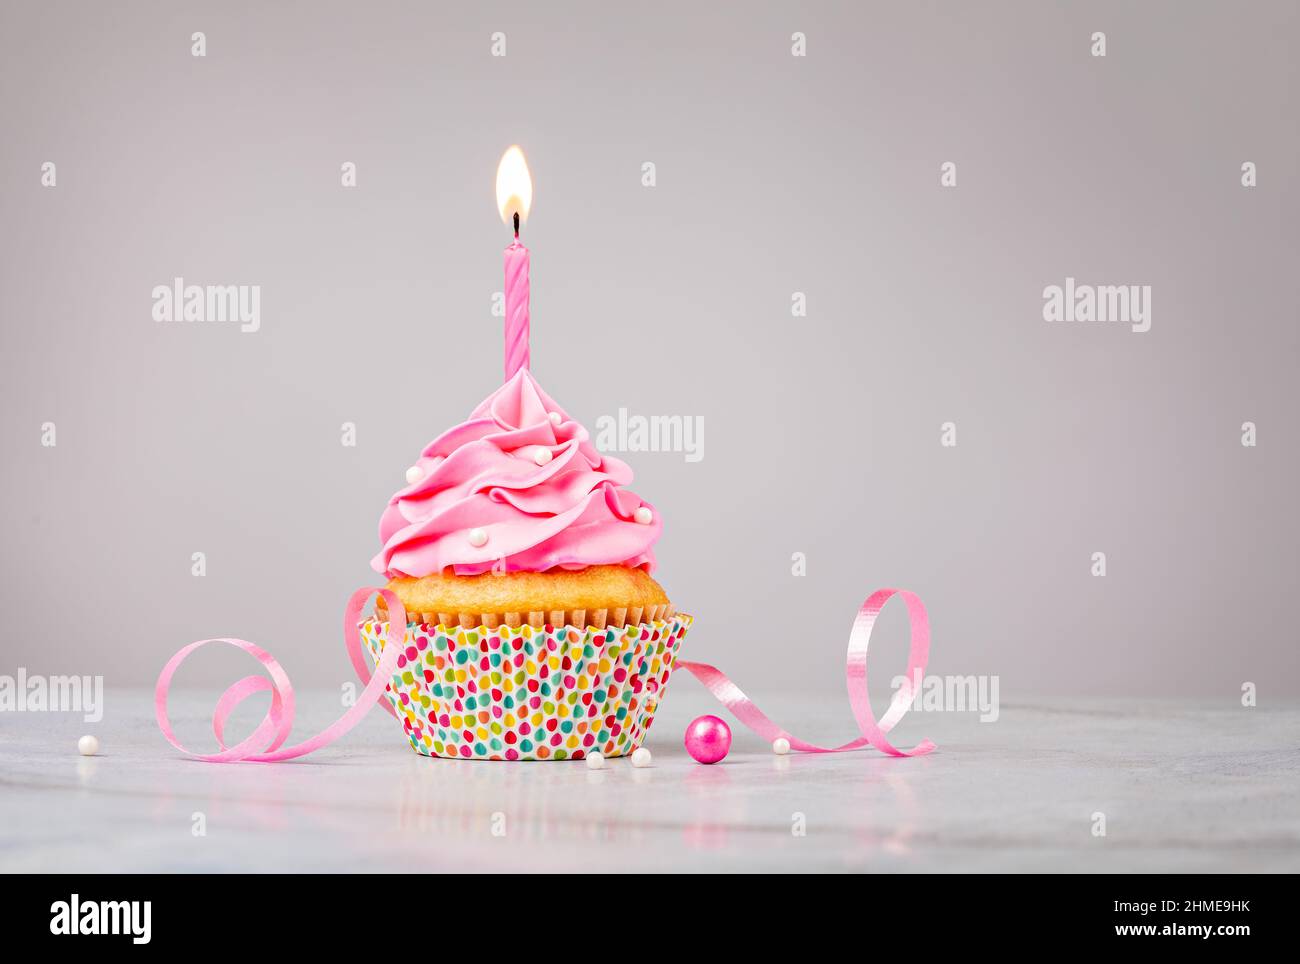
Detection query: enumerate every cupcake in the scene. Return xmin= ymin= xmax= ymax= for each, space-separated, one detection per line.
xmin=359 ymin=368 xmax=690 ymax=760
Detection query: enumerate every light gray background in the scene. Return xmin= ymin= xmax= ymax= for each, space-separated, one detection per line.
xmin=2 ymin=1 xmax=1296 ymax=703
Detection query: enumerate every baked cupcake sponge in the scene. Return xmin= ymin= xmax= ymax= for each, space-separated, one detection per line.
xmin=376 ymin=564 xmax=672 ymax=630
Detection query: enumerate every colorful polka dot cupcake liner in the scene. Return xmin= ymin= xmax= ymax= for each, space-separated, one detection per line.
xmin=359 ymin=614 xmax=692 ymax=761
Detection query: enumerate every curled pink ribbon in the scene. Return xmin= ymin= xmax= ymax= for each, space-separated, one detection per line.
xmin=154 ymin=587 xmax=404 ymax=763
xmin=155 ymin=586 xmax=933 ymax=762
xmin=678 ymin=587 xmax=935 ymax=757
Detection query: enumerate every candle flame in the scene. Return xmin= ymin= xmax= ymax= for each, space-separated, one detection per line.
xmin=496 ymin=146 xmax=533 ymax=226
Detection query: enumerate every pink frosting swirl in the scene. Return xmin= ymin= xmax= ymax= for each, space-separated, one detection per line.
xmin=372 ymin=370 xmax=661 ymax=578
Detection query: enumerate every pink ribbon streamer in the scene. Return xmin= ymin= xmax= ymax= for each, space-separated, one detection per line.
xmin=154 ymin=587 xmax=403 ymax=763
xmin=678 ymin=587 xmax=935 ymax=757
xmin=155 ymin=586 xmax=933 ymax=762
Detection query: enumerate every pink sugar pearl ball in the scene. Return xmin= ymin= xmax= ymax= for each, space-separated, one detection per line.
xmin=684 ymin=714 xmax=731 ymax=764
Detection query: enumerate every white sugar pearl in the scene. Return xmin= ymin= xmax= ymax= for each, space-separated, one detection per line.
xmin=586 ymin=752 xmax=605 ymax=770
xmin=405 ymin=465 xmax=424 ymax=485
xmin=78 ymin=734 xmax=100 ymax=756
xmin=533 ymin=447 xmax=553 ymax=466
xmin=631 ymin=747 xmax=652 ymax=768
xmin=772 ymin=737 xmax=791 ymax=755
xmin=468 ymin=528 xmax=488 ymax=548
xmin=549 ymin=412 xmax=563 ymax=425
xmin=633 ymin=506 xmax=653 ymax=525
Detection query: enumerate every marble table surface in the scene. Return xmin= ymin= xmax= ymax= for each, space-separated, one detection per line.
xmin=2 ymin=688 xmax=1297 ymax=873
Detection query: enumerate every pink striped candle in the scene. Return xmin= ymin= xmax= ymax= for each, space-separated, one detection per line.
xmin=503 ymin=236 xmax=530 ymax=380
xmin=496 ymin=146 xmax=534 ymax=382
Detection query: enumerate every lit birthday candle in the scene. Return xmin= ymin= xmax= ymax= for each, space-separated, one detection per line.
xmin=496 ymin=146 xmax=533 ymax=381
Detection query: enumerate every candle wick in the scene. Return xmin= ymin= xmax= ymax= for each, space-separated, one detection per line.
xmin=513 ymin=211 xmax=520 ymax=238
